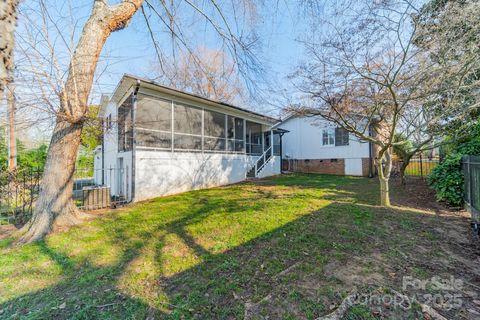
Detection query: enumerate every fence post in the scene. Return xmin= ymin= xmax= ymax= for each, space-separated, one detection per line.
xmin=419 ymin=154 xmax=423 ymax=178
xmin=468 ymin=156 xmax=473 ymax=209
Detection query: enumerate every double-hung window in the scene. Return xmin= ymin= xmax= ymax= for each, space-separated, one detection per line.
xmin=322 ymin=127 xmax=349 ymax=146
xmin=322 ymin=128 xmax=335 ymax=146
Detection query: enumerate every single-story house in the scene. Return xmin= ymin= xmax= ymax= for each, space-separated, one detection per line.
xmin=275 ymin=116 xmax=375 ymax=177
xmin=94 ymin=74 xmax=284 ymax=203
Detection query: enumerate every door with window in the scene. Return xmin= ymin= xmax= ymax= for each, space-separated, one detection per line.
xmin=264 ymin=131 xmax=271 ymax=152
xmin=117 ymin=157 xmax=124 ymax=197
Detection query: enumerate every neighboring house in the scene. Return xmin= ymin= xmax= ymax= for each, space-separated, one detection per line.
xmin=275 ymin=116 xmax=375 ymax=176
xmin=94 ymin=74 xmax=282 ymax=203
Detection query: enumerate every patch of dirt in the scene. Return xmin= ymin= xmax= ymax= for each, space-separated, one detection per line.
xmin=391 ymin=177 xmax=466 ymax=216
xmin=0 ymin=224 xmax=17 ymax=240
xmin=323 ymin=261 xmax=385 ymax=288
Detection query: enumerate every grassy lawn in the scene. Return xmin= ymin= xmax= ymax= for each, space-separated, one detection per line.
xmin=0 ymin=174 xmax=478 ymax=319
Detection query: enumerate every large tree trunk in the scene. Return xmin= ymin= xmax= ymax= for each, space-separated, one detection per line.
xmin=7 ymin=82 xmax=16 ymax=171
xmin=377 ymin=149 xmax=392 ymax=207
xmin=18 ymin=120 xmax=84 ymax=241
xmin=1 ymin=0 xmax=19 ymax=170
xmin=0 ymin=0 xmax=18 ymax=96
xmin=399 ymin=163 xmax=407 ymax=186
xmin=17 ymin=0 xmax=143 ymax=243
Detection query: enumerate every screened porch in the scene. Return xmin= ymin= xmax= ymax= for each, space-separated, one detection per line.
xmin=117 ymin=93 xmax=281 ymax=156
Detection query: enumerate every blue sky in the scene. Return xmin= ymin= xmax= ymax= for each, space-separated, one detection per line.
xmin=10 ymin=0 xmax=315 ymax=141
xmin=93 ymin=1 xmax=310 ymax=116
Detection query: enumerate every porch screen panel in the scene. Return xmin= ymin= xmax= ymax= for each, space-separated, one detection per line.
xmin=234 ymin=118 xmax=244 ymax=152
xmin=118 ymin=94 xmax=133 ymax=152
xmin=136 ymin=95 xmax=172 ymax=149
xmin=174 ymin=103 xmax=202 ymax=150
xmin=246 ymin=121 xmax=262 ymax=155
xmin=226 ymin=116 xmax=245 ymax=152
xmin=204 ymin=109 xmax=226 ymax=151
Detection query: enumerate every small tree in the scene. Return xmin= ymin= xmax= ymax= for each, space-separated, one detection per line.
xmin=291 ymin=0 xmax=476 ymax=206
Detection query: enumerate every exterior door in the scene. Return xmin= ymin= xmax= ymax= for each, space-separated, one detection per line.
xmin=264 ymin=132 xmax=271 ymax=151
xmin=345 ymin=158 xmax=363 ymax=176
xmin=117 ymin=157 xmax=124 ymax=196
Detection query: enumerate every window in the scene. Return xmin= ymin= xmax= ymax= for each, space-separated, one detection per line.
xmin=174 ymin=134 xmax=202 ymax=150
xmin=204 ymin=110 xmax=226 ymax=151
xmin=227 ymin=116 xmax=244 ymax=152
xmin=136 ymin=96 xmax=171 ymax=131
xmin=129 ymin=95 xmax=256 ymax=154
xmin=136 ymin=130 xmax=171 ymax=149
xmin=105 ymin=114 xmax=112 ymax=131
xmin=174 ymin=103 xmax=202 ymax=135
xmin=136 ymin=95 xmax=172 ymax=149
xmin=174 ymin=103 xmax=202 ymax=150
xmin=322 ymin=128 xmax=335 ymax=146
xmin=118 ymin=95 xmax=133 ymax=152
xmin=246 ymin=121 xmax=262 ymax=154
xmin=335 ymin=127 xmax=349 ymax=146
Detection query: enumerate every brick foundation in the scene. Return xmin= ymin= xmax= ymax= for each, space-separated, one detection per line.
xmin=362 ymin=158 xmax=372 ymax=177
xmin=284 ymin=159 xmax=345 ymax=175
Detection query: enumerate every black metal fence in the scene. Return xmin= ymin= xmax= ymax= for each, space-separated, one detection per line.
xmin=463 ymin=155 xmax=480 ymax=224
xmin=0 ymin=167 xmax=129 ymax=225
xmin=0 ymin=169 xmax=42 ymax=225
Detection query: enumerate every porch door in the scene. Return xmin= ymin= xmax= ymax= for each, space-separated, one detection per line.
xmin=263 ymin=131 xmax=271 ymax=152
xmin=117 ymin=157 xmax=124 ymax=196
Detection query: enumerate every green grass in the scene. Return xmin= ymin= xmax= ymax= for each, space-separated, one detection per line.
xmin=0 ymin=174 xmax=456 ymax=319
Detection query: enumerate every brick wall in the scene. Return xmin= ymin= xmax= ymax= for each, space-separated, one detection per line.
xmin=362 ymin=157 xmax=372 ymax=177
xmin=284 ymin=159 xmax=345 ymax=175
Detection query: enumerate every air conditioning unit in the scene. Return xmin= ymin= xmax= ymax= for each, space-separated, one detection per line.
xmin=82 ymin=186 xmax=111 ymax=210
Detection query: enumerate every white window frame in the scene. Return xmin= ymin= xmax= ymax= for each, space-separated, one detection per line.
xmin=322 ymin=127 xmax=335 ymax=146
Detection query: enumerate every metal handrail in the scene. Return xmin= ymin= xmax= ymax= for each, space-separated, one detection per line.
xmin=255 ymin=146 xmax=273 ymax=176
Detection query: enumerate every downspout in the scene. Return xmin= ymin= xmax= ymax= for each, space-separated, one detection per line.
xmin=280 ymin=133 xmax=283 ymax=174
xmin=131 ymin=80 xmax=140 ymax=202
xmin=368 ymin=124 xmax=374 ymax=178
xmin=101 ymin=118 xmax=105 ymax=185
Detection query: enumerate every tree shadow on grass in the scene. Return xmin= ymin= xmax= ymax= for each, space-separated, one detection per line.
xmin=0 ymin=176 xmax=478 ymax=319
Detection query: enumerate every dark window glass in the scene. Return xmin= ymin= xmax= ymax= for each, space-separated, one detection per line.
xmin=174 ymin=134 xmax=202 ymax=150
xmin=204 ymin=110 xmax=225 ymax=138
xmin=227 ymin=139 xmax=235 ymax=151
xmin=118 ymin=95 xmax=133 ymax=152
xmin=227 ymin=116 xmax=235 ymax=139
xmin=136 ymin=129 xmax=171 ymax=149
xmin=246 ymin=121 xmax=262 ymax=155
xmin=136 ymin=95 xmax=171 ymax=131
xmin=204 ymin=137 xmax=226 ymax=151
xmin=235 ymin=118 xmax=244 ymax=140
xmin=335 ymin=127 xmax=349 ymax=146
xmin=235 ymin=141 xmax=244 ymax=152
xmin=174 ymin=103 xmax=202 ymax=135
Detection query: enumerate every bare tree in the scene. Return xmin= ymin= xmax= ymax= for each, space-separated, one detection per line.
xmin=16 ymin=0 xmax=261 ymax=243
xmin=155 ymin=47 xmax=246 ymax=103
xmin=290 ymin=0 xmax=477 ymax=206
xmin=17 ymin=0 xmax=144 ymax=243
